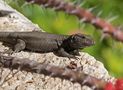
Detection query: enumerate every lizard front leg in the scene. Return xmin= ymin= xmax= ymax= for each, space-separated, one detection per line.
xmin=53 ymin=48 xmax=77 ymax=59
xmin=69 ymin=49 xmax=81 ymax=56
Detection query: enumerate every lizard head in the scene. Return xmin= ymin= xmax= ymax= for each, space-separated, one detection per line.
xmin=68 ymin=33 xmax=95 ymax=49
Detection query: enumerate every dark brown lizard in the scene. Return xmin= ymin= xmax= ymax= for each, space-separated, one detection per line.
xmin=0 ymin=31 xmax=94 ymax=58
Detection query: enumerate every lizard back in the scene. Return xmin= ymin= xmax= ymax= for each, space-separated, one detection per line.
xmin=0 ymin=31 xmax=68 ymax=52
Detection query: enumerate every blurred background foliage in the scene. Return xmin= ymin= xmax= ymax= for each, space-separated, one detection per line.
xmin=6 ymin=0 xmax=123 ymax=77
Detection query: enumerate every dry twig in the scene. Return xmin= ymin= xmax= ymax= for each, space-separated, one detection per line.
xmin=0 ymin=55 xmax=106 ymax=90
xmin=26 ymin=0 xmax=123 ymax=42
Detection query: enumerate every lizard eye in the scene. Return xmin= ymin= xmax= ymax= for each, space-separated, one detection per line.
xmin=81 ymin=36 xmax=85 ymax=39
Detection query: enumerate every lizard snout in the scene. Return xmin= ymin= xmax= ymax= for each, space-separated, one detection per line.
xmin=84 ymin=39 xmax=95 ymax=46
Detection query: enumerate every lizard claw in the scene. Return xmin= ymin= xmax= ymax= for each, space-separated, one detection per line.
xmin=74 ymin=56 xmax=80 ymax=60
xmin=68 ymin=56 xmax=79 ymax=60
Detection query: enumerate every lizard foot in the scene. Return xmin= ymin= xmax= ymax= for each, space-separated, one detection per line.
xmin=72 ymin=56 xmax=80 ymax=60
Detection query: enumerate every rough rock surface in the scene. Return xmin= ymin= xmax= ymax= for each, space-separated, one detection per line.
xmin=0 ymin=0 xmax=115 ymax=90
xmin=0 ymin=51 xmax=115 ymax=90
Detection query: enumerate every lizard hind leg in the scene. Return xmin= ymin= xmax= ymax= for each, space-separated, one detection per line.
xmin=13 ymin=39 xmax=26 ymax=53
xmin=1 ymin=39 xmax=26 ymax=55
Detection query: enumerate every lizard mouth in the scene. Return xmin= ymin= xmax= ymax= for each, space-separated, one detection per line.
xmin=84 ymin=40 xmax=95 ymax=46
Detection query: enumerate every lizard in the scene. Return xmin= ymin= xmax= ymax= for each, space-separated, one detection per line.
xmin=0 ymin=10 xmax=13 ymax=17
xmin=0 ymin=31 xmax=94 ymax=58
